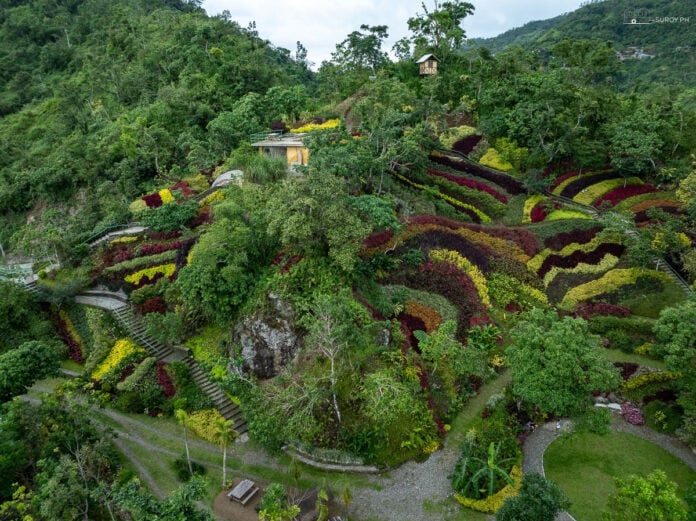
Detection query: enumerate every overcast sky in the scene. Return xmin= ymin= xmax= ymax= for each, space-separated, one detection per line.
xmin=201 ymin=0 xmax=582 ymax=67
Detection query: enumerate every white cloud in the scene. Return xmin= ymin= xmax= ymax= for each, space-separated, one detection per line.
xmin=201 ymin=0 xmax=582 ymax=66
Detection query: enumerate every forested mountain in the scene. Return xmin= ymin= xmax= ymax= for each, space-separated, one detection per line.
xmin=0 ymin=0 xmax=314 ymax=247
xmin=473 ymin=0 xmax=696 ymax=88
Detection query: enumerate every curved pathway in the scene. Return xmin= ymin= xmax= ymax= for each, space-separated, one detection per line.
xmin=522 ymin=415 xmax=696 ymax=521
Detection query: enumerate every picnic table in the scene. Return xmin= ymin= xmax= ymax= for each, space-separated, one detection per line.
xmin=227 ymin=479 xmax=259 ymax=506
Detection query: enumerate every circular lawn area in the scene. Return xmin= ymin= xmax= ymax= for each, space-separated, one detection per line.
xmin=544 ymin=431 xmax=696 ymax=521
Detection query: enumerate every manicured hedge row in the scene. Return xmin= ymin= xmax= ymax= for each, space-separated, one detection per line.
xmin=628 ymin=198 xmax=681 ymax=214
xmin=634 ymin=206 xmax=680 ymax=223
xmin=542 ymin=253 xmax=620 ymax=287
xmin=430 ymin=249 xmax=491 ymax=307
xmin=575 ymin=178 xmax=642 ymax=206
xmin=103 ymin=249 xmax=178 ymax=275
xmin=544 ymin=226 xmax=602 ymax=251
xmin=574 ymin=302 xmax=631 ymax=320
xmin=427 ymin=168 xmax=508 ymax=203
xmin=546 ymin=209 xmax=593 ymax=221
xmin=405 ymin=300 xmax=442 ymax=333
xmin=537 ymin=243 xmax=625 ymax=279
xmin=559 ymin=171 xmax=619 ymax=199
xmin=397 ymin=229 xmax=493 ymax=273
xmin=587 ymin=315 xmax=655 ymax=336
xmin=560 ymin=269 xmax=671 ymax=308
xmin=529 ymin=233 xmax=622 ymax=273
xmin=429 ymin=152 xmax=525 ymax=195
xmin=408 ymin=215 xmax=539 ymax=257
xmin=428 ymin=174 xmax=507 ymax=217
xmin=522 ymin=195 xmax=545 ymax=224
xmin=527 ymin=218 xmax=599 ymax=244
xmin=384 ymin=260 xmax=484 ymax=340
xmin=614 ymin=191 xmax=677 ymax=212
xmin=390 ymin=170 xmax=488 ymax=223
xmin=596 ymin=184 xmax=657 ymax=207
xmin=550 ymin=169 xmax=583 ymax=190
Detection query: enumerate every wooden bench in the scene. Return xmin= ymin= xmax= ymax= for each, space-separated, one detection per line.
xmin=228 ymin=479 xmax=259 ymax=505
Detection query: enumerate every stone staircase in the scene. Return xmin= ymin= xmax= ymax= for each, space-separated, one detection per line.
xmin=75 ymin=291 xmax=247 ymax=434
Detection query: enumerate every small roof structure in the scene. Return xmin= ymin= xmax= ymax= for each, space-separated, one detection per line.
xmin=250 ymin=133 xmax=306 ymax=148
xmin=416 ymin=53 xmax=438 ymax=64
xmin=212 ymin=170 xmax=243 ymax=188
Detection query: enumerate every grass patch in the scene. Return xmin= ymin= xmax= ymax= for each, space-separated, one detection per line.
xmin=544 ymin=430 xmax=696 ymax=521
xmin=619 ymin=281 xmax=687 ymax=318
xmin=120 ymin=437 xmax=182 ymax=496
xmin=601 ymin=348 xmax=666 ymax=371
xmin=60 ymin=359 xmax=84 ymax=373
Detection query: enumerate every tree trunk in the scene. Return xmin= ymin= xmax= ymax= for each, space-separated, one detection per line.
xmin=184 ymin=425 xmax=193 ymax=476
xmin=222 ymin=446 xmax=227 ymax=488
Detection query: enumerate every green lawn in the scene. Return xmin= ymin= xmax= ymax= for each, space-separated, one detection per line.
xmin=601 ymin=348 xmax=666 ymax=370
xmin=545 ymin=431 xmax=696 ymax=521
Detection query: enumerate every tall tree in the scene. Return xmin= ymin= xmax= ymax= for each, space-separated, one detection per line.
xmin=175 ymin=409 xmax=194 ymax=477
xmin=507 ymin=309 xmax=620 ymax=417
xmin=407 ymin=1 xmax=475 ymax=60
xmin=211 ymin=417 xmax=238 ymax=488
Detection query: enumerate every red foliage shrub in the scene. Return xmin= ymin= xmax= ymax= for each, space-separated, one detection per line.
xmin=634 ymin=206 xmax=680 ymax=223
xmin=118 ymin=364 xmax=136 ymax=383
xmin=543 ymin=226 xmax=602 ymax=251
xmin=550 ymin=170 xmax=582 ymax=190
xmin=189 ymin=207 xmax=212 ymax=228
xmin=613 ymin=362 xmax=639 ymax=380
xmin=452 ymin=134 xmax=482 ymax=155
xmin=142 ymin=192 xmax=163 ymax=208
xmin=408 ymin=215 xmax=540 ymax=257
xmin=169 ymin=180 xmax=197 ymax=198
xmin=398 ymin=313 xmax=427 ymax=354
xmin=560 ymin=171 xmax=619 ymax=199
xmin=51 ymin=312 xmax=84 ymax=363
xmin=140 ymin=297 xmax=167 ymax=315
xmin=429 ymin=154 xmax=525 ymax=195
xmin=427 ymin=168 xmax=508 ymax=203
xmin=137 ymin=241 xmax=182 ymax=257
xmin=156 ymin=361 xmax=176 ymax=398
xmin=530 ymin=204 xmax=547 ymax=223
xmin=574 ymin=302 xmax=631 ymax=320
xmin=398 ymin=228 xmax=492 ymax=273
xmin=147 ymin=230 xmax=182 ymax=240
xmin=595 ymin=184 xmax=658 ymax=207
xmin=363 ymin=229 xmax=394 ymax=249
xmin=537 ymin=242 xmax=625 ymax=278
xmin=384 ymin=260 xmax=483 ymax=340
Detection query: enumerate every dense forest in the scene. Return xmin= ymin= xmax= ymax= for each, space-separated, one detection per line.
xmin=2 ymin=0 xmax=696 ymax=520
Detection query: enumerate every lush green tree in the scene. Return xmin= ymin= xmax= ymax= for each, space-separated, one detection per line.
xmin=0 ymin=341 xmax=60 ymax=402
xmin=265 ymin=173 xmax=370 ymax=272
xmin=496 ymin=473 xmax=570 ymax=521
xmin=415 ymin=320 xmax=488 ymax=409
xmin=258 ymin=483 xmax=300 ymax=521
xmin=654 ymin=298 xmax=696 ymax=446
xmin=139 ymin=200 xmax=199 ymax=233
xmin=331 ymin=24 xmax=390 ymax=73
xmin=0 ymin=281 xmax=54 ymax=353
xmin=506 ymin=309 xmax=620 ymax=417
xmin=113 ymin=475 xmax=214 ymax=521
xmin=406 ymin=1 xmax=475 ymax=60
xmin=602 ymin=470 xmax=687 ymax=521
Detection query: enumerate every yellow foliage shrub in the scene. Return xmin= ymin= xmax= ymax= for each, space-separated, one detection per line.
xmin=429 ymin=249 xmax=491 ymax=306
xmin=290 ymin=119 xmax=340 ymax=133
xmin=198 ymin=190 xmax=224 ymax=207
xmin=523 ymin=195 xmax=546 ymax=224
xmin=560 ymin=269 xmax=671 ymax=309
xmin=479 ymin=148 xmax=513 ymax=172
xmin=129 ymin=199 xmax=148 ymax=215
xmin=109 ymin=235 xmax=140 ymax=245
xmin=159 ymin=189 xmax=175 ymax=204
xmin=189 ymin=408 xmax=228 ymax=443
xmin=92 ymin=339 xmax=144 ymax=381
xmin=124 ymin=264 xmax=177 ymax=285
xmin=454 ymin=465 xmax=523 ymax=513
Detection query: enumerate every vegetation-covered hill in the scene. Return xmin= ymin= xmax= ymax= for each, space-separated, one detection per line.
xmin=0 ymin=0 xmax=314 ymax=247
xmin=473 ymin=0 xmax=696 ymax=87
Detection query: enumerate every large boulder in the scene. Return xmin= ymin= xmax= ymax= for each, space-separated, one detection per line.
xmin=233 ymin=293 xmax=300 ymax=379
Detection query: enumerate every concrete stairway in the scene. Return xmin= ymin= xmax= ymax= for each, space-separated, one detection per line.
xmin=75 ymin=291 xmax=247 ymax=434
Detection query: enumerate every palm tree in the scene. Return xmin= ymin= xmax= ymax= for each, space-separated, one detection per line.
xmin=212 ymin=416 xmax=238 ymax=488
xmin=175 ymin=409 xmax=193 ymax=477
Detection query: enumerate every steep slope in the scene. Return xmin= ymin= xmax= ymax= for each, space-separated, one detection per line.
xmin=472 ymin=0 xmax=696 ymax=86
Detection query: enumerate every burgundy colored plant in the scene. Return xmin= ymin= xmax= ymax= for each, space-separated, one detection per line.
xmin=156 ymin=361 xmax=176 ymax=398
xmin=595 ymin=184 xmax=658 ymax=207
xmin=427 ymin=168 xmax=508 ymax=203
xmin=560 ymin=171 xmax=618 ymax=199
xmin=452 ymin=134 xmax=482 ymax=155
xmin=544 ymin=226 xmax=602 ymax=251
xmin=363 ymin=229 xmax=394 ymax=249
xmin=142 ymin=192 xmax=163 ymax=209
xmin=429 ymin=154 xmax=525 ymax=195
xmin=530 ymin=204 xmax=547 ymax=223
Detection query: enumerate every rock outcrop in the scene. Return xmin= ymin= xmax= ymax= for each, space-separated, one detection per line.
xmin=233 ymin=293 xmax=300 ymax=379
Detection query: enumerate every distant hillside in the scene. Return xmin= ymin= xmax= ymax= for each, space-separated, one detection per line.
xmin=473 ymin=0 xmax=696 ymax=86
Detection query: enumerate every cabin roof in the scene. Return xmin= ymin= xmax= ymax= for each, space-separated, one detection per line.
xmin=416 ymin=53 xmax=438 ymax=63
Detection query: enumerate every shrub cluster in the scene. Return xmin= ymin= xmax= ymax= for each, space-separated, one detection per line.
xmin=427 ymin=168 xmax=508 ymax=203
xmin=596 ymin=184 xmax=658 ymax=207
xmin=543 ymin=226 xmax=602 ymax=251
xmin=559 ymin=171 xmax=619 ymax=199
xmin=429 ymin=152 xmax=525 ymax=195
xmin=560 ymin=269 xmax=671 ymax=308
